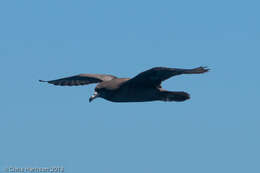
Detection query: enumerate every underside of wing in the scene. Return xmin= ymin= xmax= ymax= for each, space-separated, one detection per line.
xmin=124 ymin=66 xmax=209 ymax=87
xmin=39 ymin=74 xmax=117 ymax=86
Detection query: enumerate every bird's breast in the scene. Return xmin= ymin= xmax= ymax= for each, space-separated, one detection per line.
xmin=105 ymin=87 xmax=160 ymax=102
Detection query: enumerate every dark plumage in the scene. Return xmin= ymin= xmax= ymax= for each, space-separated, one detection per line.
xmin=39 ymin=66 xmax=209 ymax=103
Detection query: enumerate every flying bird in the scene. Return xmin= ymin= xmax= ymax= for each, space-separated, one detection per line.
xmin=39 ymin=66 xmax=209 ymax=103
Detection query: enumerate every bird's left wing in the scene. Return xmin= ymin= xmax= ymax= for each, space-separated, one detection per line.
xmin=39 ymin=74 xmax=117 ymax=86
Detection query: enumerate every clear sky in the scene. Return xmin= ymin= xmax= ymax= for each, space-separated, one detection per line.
xmin=1 ymin=0 xmax=259 ymax=172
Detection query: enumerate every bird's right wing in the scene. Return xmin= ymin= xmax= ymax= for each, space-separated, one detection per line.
xmin=124 ymin=66 xmax=209 ymax=87
xmin=39 ymin=74 xmax=117 ymax=86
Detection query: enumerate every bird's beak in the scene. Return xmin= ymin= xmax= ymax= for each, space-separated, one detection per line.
xmin=89 ymin=92 xmax=99 ymax=102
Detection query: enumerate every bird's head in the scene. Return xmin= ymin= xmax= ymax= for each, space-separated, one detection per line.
xmin=89 ymin=85 xmax=106 ymax=102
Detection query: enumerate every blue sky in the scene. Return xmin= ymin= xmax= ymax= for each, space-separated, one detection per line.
xmin=0 ymin=0 xmax=259 ymax=172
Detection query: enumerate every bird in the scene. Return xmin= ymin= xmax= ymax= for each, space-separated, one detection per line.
xmin=39 ymin=66 xmax=209 ymax=103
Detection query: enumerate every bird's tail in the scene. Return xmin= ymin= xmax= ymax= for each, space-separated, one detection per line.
xmin=160 ymin=90 xmax=190 ymax=102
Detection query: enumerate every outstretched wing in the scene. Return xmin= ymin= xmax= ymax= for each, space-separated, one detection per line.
xmin=125 ymin=66 xmax=209 ymax=87
xmin=39 ymin=74 xmax=117 ymax=86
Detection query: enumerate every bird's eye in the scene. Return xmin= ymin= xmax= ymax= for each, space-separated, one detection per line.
xmin=95 ymin=88 xmax=101 ymax=92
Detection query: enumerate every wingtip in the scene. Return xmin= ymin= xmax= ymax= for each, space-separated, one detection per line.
xmin=201 ymin=66 xmax=210 ymax=73
xmin=39 ymin=80 xmax=47 ymax=82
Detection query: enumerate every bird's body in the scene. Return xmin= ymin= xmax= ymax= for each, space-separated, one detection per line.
xmin=40 ymin=66 xmax=209 ymax=103
xmin=100 ymin=80 xmax=160 ymax=102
